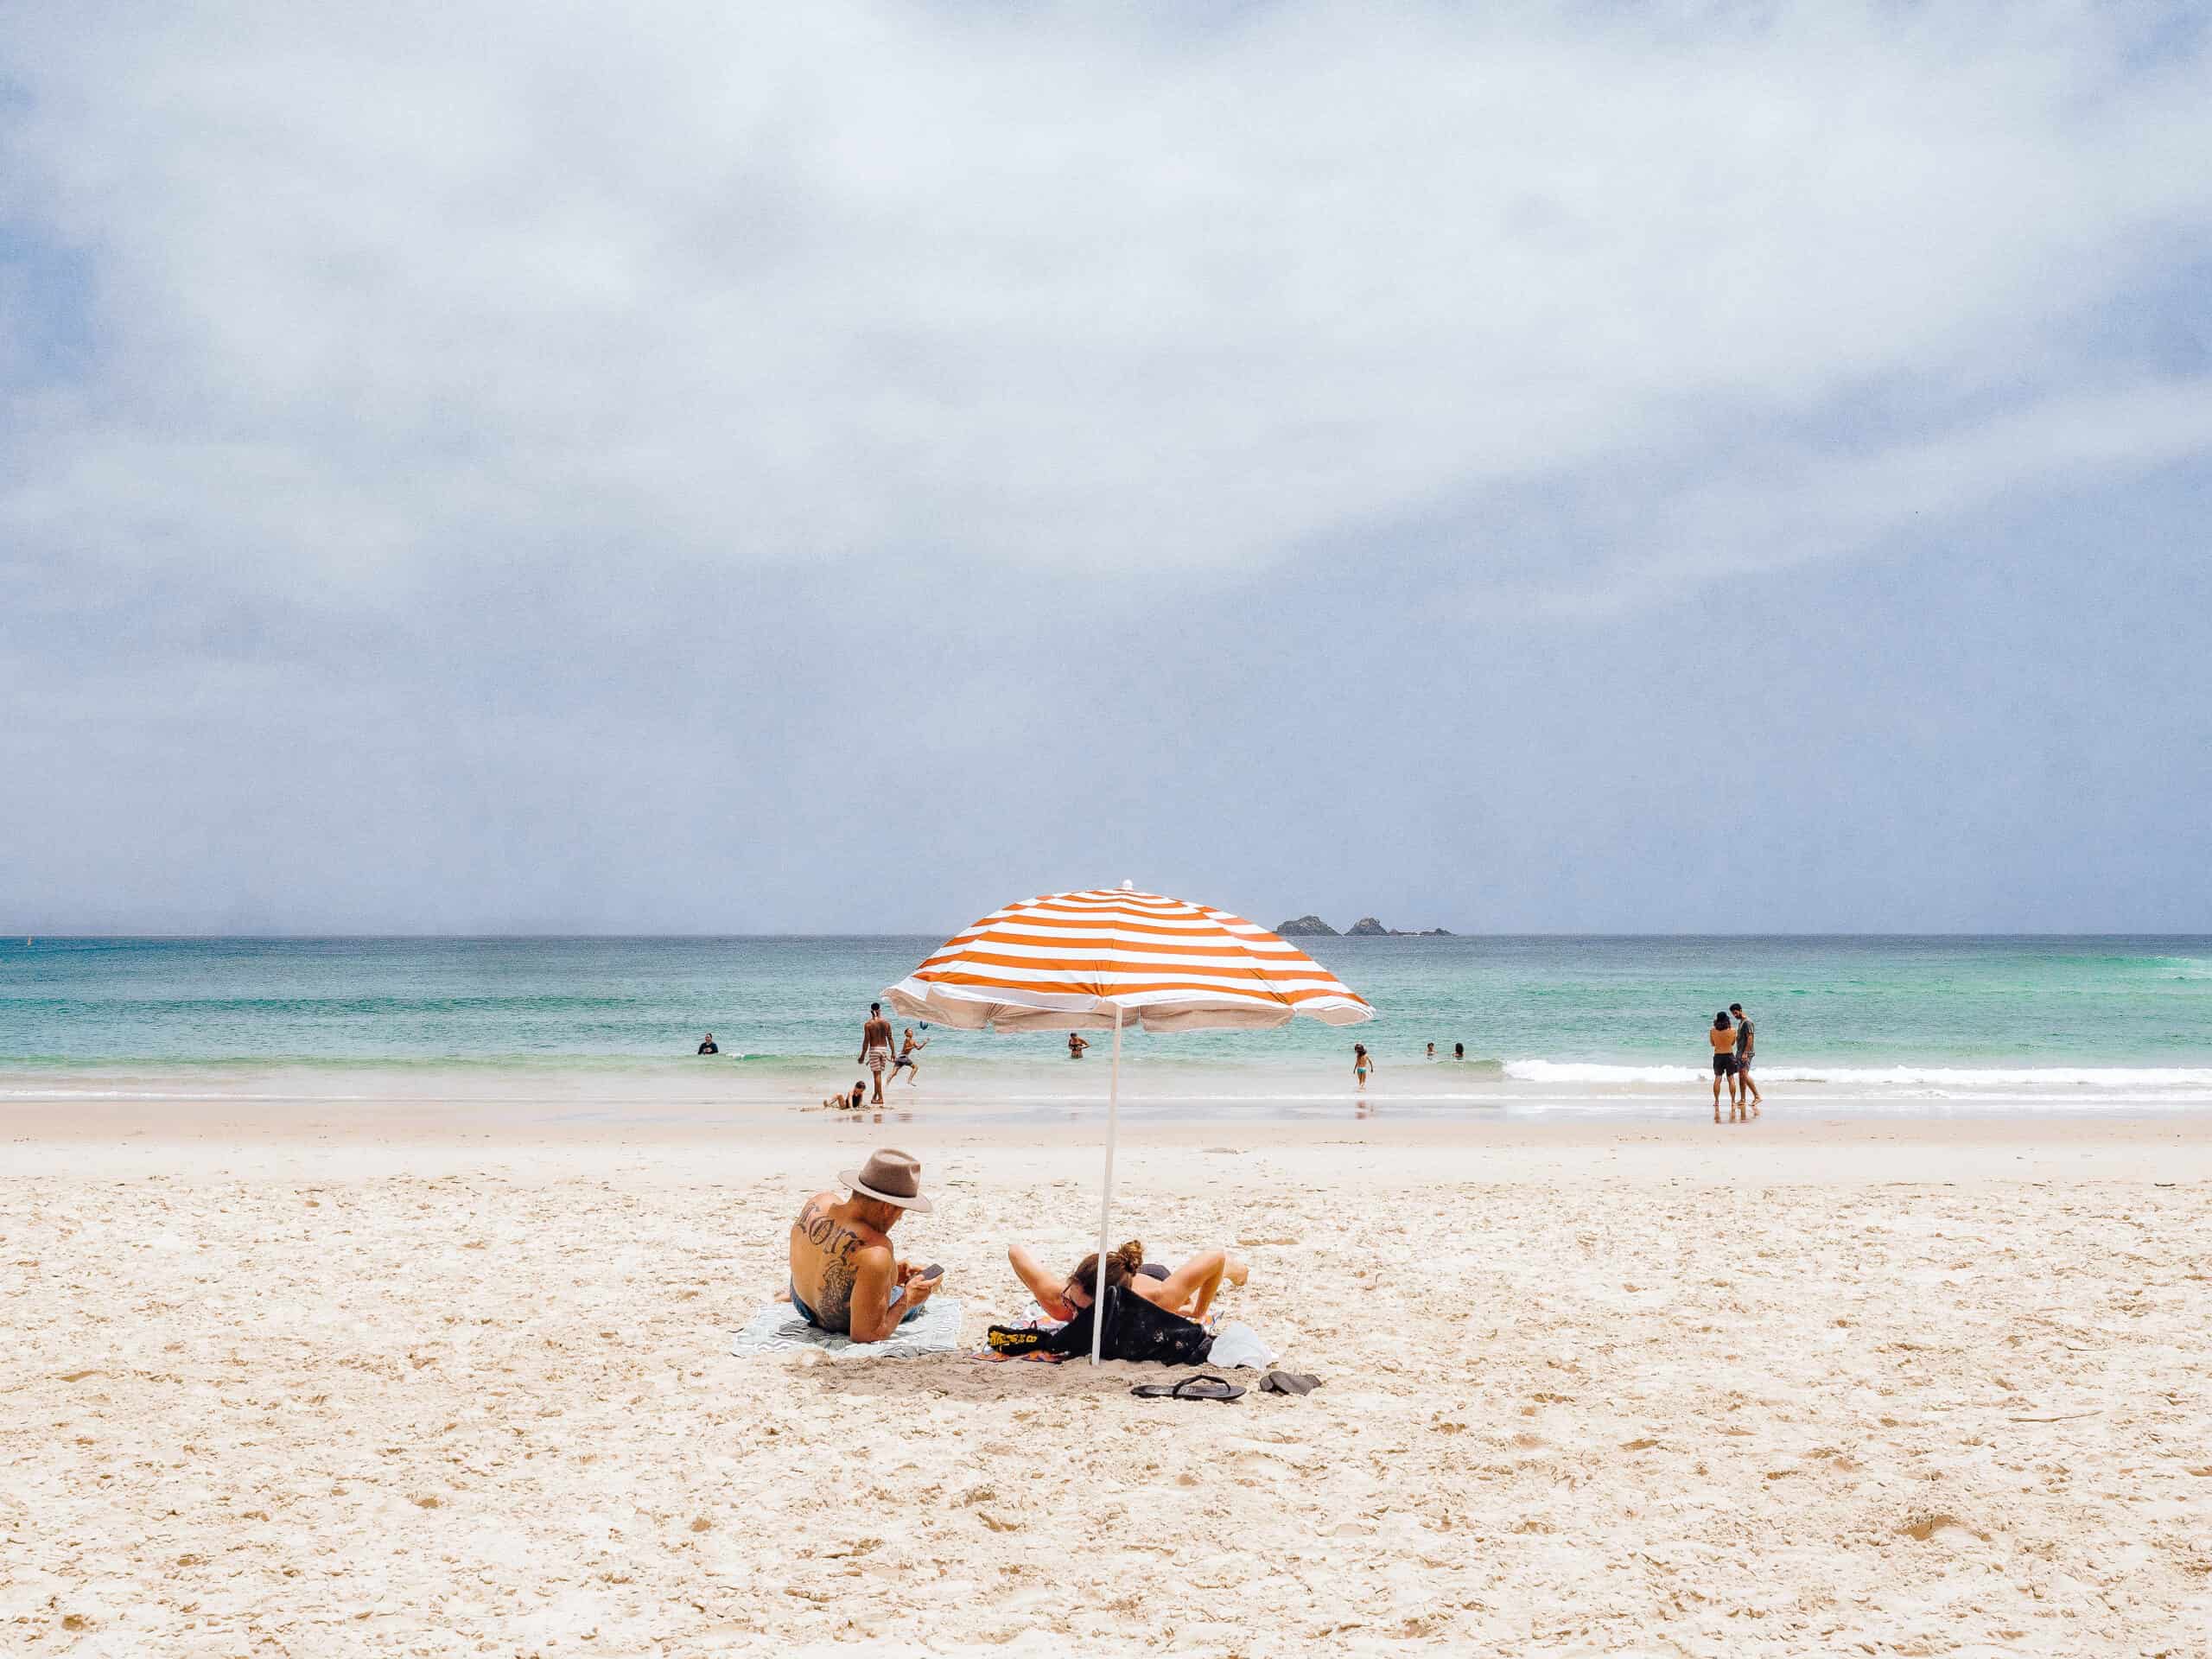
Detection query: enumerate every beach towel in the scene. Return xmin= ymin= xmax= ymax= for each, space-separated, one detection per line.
xmin=728 ymin=1296 xmax=965 ymax=1360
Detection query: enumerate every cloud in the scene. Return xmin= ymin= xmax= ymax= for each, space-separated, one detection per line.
xmin=3 ymin=3 xmax=2211 ymax=933
xmin=1489 ymin=375 xmax=2212 ymax=614
xmin=4 ymin=0 xmax=2210 ymax=618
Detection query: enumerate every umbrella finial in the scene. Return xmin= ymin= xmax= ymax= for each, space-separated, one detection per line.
xmin=1119 ymin=879 xmax=1134 ymax=890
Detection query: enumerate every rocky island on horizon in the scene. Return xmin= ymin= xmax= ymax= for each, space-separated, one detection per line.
xmin=1275 ymin=914 xmax=1453 ymax=938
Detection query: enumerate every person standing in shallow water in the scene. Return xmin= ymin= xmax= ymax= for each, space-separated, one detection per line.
xmin=891 ymin=1026 xmax=929 ymax=1085
xmin=859 ymin=1001 xmax=895 ymax=1104
xmin=1730 ymin=1003 xmax=1763 ymax=1116
xmin=1353 ymin=1043 xmax=1373 ymax=1089
xmin=1707 ymin=1012 xmax=1740 ymax=1122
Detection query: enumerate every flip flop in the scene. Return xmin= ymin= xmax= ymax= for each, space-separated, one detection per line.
xmin=1258 ymin=1370 xmax=1322 ymax=1395
xmin=1130 ymin=1374 xmax=1246 ymax=1402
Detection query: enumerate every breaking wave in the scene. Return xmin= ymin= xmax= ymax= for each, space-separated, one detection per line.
xmin=1503 ymin=1060 xmax=2212 ymax=1088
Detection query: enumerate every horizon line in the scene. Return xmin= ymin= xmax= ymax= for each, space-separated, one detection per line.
xmin=6 ymin=931 xmax=2209 ymax=944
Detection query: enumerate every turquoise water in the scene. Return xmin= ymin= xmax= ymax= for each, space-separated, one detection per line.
xmin=2 ymin=936 xmax=2206 ymax=1087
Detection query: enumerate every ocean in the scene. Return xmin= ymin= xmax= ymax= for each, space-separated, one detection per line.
xmin=3 ymin=935 xmax=2208 ymax=1116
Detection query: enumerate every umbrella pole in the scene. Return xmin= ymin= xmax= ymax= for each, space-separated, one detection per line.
xmin=1090 ymin=1004 xmax=1122 ymax=1365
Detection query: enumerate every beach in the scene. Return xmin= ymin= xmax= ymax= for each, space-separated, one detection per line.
xmin=7 ymin=1096 xmax=2209 ymax=1656
xmin=15 ymin=0 xmax=2212 ymax=1648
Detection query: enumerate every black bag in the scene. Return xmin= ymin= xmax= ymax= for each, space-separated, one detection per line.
xmin=983 ymin=1323 xmax=1052 ymax=1357
xmin=1028 ymin=1286 xmax=1213 ymax=1365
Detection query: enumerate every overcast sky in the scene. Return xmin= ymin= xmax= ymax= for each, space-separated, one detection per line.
xmin=4 ymin=2 xmax=2209 ymax=934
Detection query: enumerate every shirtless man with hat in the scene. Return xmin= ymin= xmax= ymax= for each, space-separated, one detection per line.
xmin=787 ymin=1147 xmax=940 ymax=1342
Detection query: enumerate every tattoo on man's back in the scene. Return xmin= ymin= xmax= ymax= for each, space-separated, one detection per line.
xmin=797 ymin=1198 xmax=868 ymax=1325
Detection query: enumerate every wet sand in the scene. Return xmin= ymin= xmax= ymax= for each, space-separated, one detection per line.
xmin=4 ymin=1103 xmax=2209 ymax=1655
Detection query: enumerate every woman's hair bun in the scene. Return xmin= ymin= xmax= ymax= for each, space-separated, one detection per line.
xmin=1114 ymin=1240 xmax=1145 ymax=1271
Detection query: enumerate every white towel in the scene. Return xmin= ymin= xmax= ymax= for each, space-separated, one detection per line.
xmin=728 ymin=1296 xmax=964 ymax=1360
xmin=1205 ymin=1320 xmax=1278 ymax=1370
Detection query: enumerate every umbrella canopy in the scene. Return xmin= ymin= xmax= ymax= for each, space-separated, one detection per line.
xmin=884 ymin=886 xmax=1372 ymax=1033
xmin=884 ymin=884 xmax=1375 ymax=1362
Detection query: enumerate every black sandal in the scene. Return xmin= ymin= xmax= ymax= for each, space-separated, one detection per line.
xmin=1131 ymin=1374 xmax=1246 ymax=1402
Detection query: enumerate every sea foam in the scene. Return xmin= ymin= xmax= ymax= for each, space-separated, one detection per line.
xmin=1503 ymin=1059 xmax=2212 ymax=1088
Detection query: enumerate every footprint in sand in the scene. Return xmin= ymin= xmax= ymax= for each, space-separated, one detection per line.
xmin=1900 ymin=1512 xmax=1990 ymax=1543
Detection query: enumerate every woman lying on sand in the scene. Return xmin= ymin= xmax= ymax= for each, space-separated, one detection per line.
xmin=1007 ymin=1239 xmax=1248 ymax=1323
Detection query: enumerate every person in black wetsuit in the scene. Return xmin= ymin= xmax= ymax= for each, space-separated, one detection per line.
xmin=696 ymin=1033 xmax=719 ymax=1055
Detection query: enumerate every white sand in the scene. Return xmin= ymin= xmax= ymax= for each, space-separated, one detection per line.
xmin=4 ymin=1105 xmax=2210 ymax=1656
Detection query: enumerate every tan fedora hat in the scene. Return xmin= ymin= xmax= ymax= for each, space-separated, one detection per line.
xmin=839 ymin=1147 xmax=932 ymax=1212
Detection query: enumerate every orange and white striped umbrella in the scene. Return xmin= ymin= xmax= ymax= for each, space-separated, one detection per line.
xmin=885 ymin=884 xmax=1372 ymax=1363
xmin=884 ymin=884 xmax=1373 ymax=1031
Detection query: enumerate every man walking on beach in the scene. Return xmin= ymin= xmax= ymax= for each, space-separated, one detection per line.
xmin=787 ymin=1148 xmax=939 ymax=1341
xmin=1731 ymin=1003 xmax=1763 ymax=1116
xmin=859 ymin=1002 xmax=895 ymax=1103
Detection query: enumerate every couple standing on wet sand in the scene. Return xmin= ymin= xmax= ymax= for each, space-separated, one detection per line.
xmin=1706 ymin=1003 xmax=1763 ymax=1122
